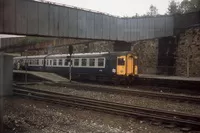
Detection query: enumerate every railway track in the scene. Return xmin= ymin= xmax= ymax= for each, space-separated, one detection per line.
xmin=31 ymin=82 xmax=200 ymax=103
xmin=13 ymin=85 xmax=200 ymax=130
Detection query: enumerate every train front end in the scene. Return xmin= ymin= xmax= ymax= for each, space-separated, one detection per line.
xmin=112 ymin=53 xmax=138 ymax=84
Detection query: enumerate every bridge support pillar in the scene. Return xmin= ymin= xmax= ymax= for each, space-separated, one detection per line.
xmin=157 ymin=37 xmax=177 ymax=75
xmin=0 ymin=52 xmax=4 ymax=133
xmin=113 ymin=41 xmax=132 ymax=52
xmin=0 ymin=53 xmax=14 ymax=132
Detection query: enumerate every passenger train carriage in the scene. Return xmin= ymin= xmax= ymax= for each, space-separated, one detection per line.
xmin=14 ymin=52 xmax=138 ymax=84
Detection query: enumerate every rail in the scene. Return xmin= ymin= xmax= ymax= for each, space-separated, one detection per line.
xmin=13 ymin=85 xmax=200 ymax=130
xmin=33 ymin=82 xmax=200 ymax=103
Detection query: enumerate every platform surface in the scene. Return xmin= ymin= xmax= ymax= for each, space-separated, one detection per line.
xmin=139 ymin=74 xmax=200 ymax=82
xmin=13 ymin=70 xmax=69 ymax=83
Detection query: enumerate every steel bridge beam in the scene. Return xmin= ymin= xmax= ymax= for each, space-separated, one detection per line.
xmin=0 ymin=0 xmax=174 ymax=42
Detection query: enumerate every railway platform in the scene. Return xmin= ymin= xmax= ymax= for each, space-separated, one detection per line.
xmin=139 ymin=74 xmax=200 ymax=82
xmin=137 ymin=74 xmax=200 ymax=90
xmin=13 ymin=70 xmax=69 ymax=83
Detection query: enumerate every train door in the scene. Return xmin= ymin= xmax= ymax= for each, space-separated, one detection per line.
xmin=126 ymin=54 xmax=134 ymax=76
xmin=116 ymin=56 xmax=126 ymax=75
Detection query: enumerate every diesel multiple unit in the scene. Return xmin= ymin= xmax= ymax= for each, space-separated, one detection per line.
xmin=14 ymin=52 xmax=138 ymax=83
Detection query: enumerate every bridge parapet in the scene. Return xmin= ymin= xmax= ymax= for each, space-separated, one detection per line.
xmin=0 ymin=0 xmax=174 ymax=41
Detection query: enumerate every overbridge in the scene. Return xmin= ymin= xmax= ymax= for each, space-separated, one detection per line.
xmin=0 ymin=0 xmax=174 ymax=42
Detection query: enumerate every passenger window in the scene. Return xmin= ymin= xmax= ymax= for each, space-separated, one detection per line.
xmin=89 ymin=59 xmax=95 ymax=67
xmin=74 ymin=59 xmax=79 ymax=66
xmin=118 ymin=58 xmax=125 ymax=66
xmin=50 ymin=60 xmax=52 ymax=66
xmin=42 ymin=60 xmax=44 ymax=65
xmin=46 ymin=60 xmax=49 ymax=66
xmin=53 ymin=59 xmax=57 ymax=66
xmin=65 ymin=59 xmax=68 ymax=66
xmin=98 ymin=58 xmax=104 ymax=67
xmin=81 ymin=59 xmax=87 ymax=66
xmin=36 ymin=59 xmax=39 ymax=65
xmin=59 ymin=59 xmax=63 ymax=66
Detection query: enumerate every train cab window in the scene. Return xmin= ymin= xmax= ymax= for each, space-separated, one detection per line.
xmin=118 ymin=58 xmax=125 ymax=66
xmin=53 ymin=59 xmax=57 ymax=66
xmin=89 ymin=59 xmax=95 ymax=67
xmin=98 ymin=58 xmax=104 ymax=67
xmin=81 ymin=59 xmax=87 ymax=66
xmin=59 ymin=59 xmax=63 ymax=66
xmin=74 ymin=59 xmax=79 ymax=66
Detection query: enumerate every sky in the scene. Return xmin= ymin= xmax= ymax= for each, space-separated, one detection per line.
xmin=45 ymin=0 xmax=183 ymax=17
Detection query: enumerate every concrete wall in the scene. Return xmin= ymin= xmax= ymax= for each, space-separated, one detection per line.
xmin=0 ymin=37 xmax=25 ymax=49
xmin=0 ymin=53 xmax=13 ymax=132
xmin=0 ymin=54 xmax=13 ymax=96
xmin=3 ymin=55 xmax=13 ymax=95
xmin=0 ymin=53 xmax=3 ymax=133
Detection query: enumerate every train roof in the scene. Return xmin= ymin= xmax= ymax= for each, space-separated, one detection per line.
xmin=14 ymin=51 xmax=135 ymax=59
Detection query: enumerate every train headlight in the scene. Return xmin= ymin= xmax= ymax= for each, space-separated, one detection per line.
xmin=112 ymin=68 xmax=116 ymax=73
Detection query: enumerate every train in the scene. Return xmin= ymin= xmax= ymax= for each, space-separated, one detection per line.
xmin=13 ymin=52 xmax=138 ymax=84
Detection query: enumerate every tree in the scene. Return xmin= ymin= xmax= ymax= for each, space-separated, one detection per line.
xmin=147 ymin=5 xmax=158 ymax=16
xmin=179 ymin=0 xmax=194 ymax=13
xmin=168 ymin=0 xmax=181 ymax=14
xmin=189 ymin=0 xmax=200 ymax=11
xmin=167 ymin=0 xmax=200 ymax=14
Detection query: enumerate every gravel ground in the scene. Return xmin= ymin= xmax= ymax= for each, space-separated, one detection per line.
xmin=22 ymin=84 xmax=200 ymax=115
xmin=3 ymin=97 xmax=182 ymax=133
xmin=72 ymin=81 xmax=200 ymax=96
